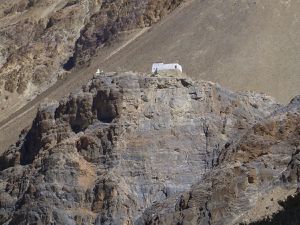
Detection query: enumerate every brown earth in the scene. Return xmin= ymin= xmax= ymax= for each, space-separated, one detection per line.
xmin=100 ymin=0 xmax=300 ymax=103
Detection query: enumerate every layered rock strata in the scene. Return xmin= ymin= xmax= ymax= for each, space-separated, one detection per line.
xmin=0 ymin=72 xmax=299 ymax=225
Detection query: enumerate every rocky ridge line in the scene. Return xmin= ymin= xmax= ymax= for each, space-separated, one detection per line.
xmin=0 ymin=72 xmax=299 ymax=225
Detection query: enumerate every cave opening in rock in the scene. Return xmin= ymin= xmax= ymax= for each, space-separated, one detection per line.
xmin=96 ymin=102 xmax=116 ymax=123
xmin=71 ymin=123 xmax=83 ymax=134
xmin=98 ymin=113 xmax=115 ymax=123
xmin=45 ymin=18 xmax=54 ymax=29
xmin=63 ymin=56 xmax=76 ymax=71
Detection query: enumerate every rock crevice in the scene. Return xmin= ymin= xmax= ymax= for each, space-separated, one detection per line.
xmin=0 ymin=72 xmax=299 ymax=225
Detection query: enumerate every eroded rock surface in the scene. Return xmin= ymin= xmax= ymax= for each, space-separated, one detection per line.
xmin=0 ymin=0 xmax=183 ymax=114
xmin=0 ymin=72 xmax=299 ymax=225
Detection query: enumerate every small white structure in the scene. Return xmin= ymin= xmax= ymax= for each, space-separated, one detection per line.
xmin=95 ymin=68 xmax=104 ymax=76
xmin=96 ymin=69 xmax=101 ymax=75
xmin=152 ymin=63 xmax=183 ymax=73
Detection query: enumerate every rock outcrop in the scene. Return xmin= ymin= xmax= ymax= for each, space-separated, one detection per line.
xmin=0 ymin=0 xmax=183 ymax=115
xmin=0 ymin=72 xmax=299 ymax=224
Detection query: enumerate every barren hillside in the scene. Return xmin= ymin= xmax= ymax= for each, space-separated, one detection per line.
xmin=0 ymin=1 xmax=300 ymax=224
xmin=0 ymin=0 xmax=299 ymax=150
xmin=0 ymin=0 xmax=183 ymax=121
xmin=100 ymin=0 xmax=300 ymax=103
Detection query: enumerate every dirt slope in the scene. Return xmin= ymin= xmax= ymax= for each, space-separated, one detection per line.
xmin=100 ymin=0 xmax=300 ymax=103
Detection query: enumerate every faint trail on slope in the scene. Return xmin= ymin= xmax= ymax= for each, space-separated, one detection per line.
xmin=0 ymin=0 xmax=195 ymax=152
xmin=0 ymin=105 xmax=35 ymax=131
xmin=104 ymin=28 xmax=150 ymax=61
xmin=0 ymin=27 xmax=150 ymax=134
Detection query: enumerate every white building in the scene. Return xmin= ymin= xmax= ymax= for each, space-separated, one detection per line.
xmin=96 ymin=69 xmax=101 ymax=75
xmin=95 ymin=68 xmax=104 ymax=76
xmin=152 ymin=63 xmax=183 ymax=73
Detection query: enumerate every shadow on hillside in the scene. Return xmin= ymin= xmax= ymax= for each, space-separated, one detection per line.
xmin=241 ymin=191 xmax=300 ymax=225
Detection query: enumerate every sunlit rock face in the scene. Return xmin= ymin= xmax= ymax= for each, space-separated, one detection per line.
xmin=0 ymin=72 xmax=299 ymax=224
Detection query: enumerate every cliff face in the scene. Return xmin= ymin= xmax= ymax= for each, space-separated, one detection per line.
xmin=0 ymin=72 xmax=299 ymax=225
xmin=0 ymin=0 xmax=183 ymax=114
xmin=139 ymin=96 xmax=300 ymax=225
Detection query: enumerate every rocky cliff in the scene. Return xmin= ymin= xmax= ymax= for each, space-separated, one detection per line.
xmin=0 ymin=72 xmax=299 ymax=225
xmin=0 ymin=0 xmax=183 ymax=115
